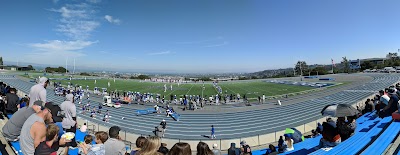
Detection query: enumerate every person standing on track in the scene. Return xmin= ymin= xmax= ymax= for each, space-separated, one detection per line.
xmin=160 ymin=119 xmax=167 ymax=137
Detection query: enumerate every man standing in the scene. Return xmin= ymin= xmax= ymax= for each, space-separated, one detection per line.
xmin=262 ymin=94 xmax=265 ymax=104
xmin=104 ymin=126 xmax=125 ymax=155
xmin=2 ymin=101 xmax=43 ymax=141
xmin=20 ymin=103 xmax=68 ymax=155
xmin=60 ymin=94 xmax=77 ymax=147
xmin=5 ymin=88 xmax=19 ymax=114
xmin=211 ymin=125 xmax=216 ymax=139
xmin=160 ymin=119 xmax=167 ymax=137
xmin=29 ymin=77 xmax=49 ymax=107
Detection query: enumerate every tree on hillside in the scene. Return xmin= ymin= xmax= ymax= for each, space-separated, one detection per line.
xmin=294 ymin=61 xmax=308 ymax=76
xmin=341 ymin=57 xmax=350 ymax=73
xmin=0 ymin=57 xmax=3 ymax=69
xmin=310 ymin=67 xmax=328 ymax=75
xmin=361 ymin=61 xmax=373 ymax=70
xmin=137 ymin=75 xmax=150 ymax=80
xmin=27 ymin=65 xmax=34 ymax=70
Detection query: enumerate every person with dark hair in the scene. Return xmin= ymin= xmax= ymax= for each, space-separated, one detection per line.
xmin=278 ymin=136 xmax=284 ymax=153
xmin=363 ymin=99 xmax=374 ymax=114
xmin=318 ymin=120 xmax=341 ymax=148
xmin=196 ymin=142 xmax=213 ymax=155
xmin=158 ymin=143 xmax=169 ymax=155
xmin=227 ymin=143 xmax=240 ymax=155
xmin=6 ymin=88 xmax=19 ymax=114
xmin=105 ymin=126 xmax=126 ymax=155
xmin=263 ymin=144 xmax=277 ymax=155
xmin=168 ymin=142 xmax=191 ymax=155
xmin=379 ymin=89 xmax=399 ymax=118
xmin=131 ymin=136 xmax=146 ymax=155
xmin=79 ymin=131 xmax=108 ymax=155
xmin=211 ymin=125 xmax=215 ymax=139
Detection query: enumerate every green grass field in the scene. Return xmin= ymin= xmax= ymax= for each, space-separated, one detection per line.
xmin=48 ymin=78 xmax=313 ymax=99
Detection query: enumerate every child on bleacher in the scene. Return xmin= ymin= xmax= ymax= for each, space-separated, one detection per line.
xmin=79 ymin=131 xmax=108 ymax=155
xmin=78 ymin=135 xmax=93 ymax=155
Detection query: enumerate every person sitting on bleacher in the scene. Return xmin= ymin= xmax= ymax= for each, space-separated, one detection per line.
xmin=379 ymin=88 xmax=399 ymax=118
xmin=2 ymin=100 xmax=43 ymax=142
xmin=362 ymin=99 xmax=374 ymax=114
xmin=79 ymin=131 xmax=108 ymax=155
xmin=5 ymin=88 xmax=19 ymax=114
xmin=318 ymin=119 xmax=341 ymax=149
xmin=34 ymin=124 xmax=68 ymax=155
xmin=337 ymin=116 xmax=356 ymax=141
xmin=376 ymin=90 xmax=390 ymax=112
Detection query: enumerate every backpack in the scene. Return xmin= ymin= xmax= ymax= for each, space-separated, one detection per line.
xmin=243 ymin=145 xmax=252 ymax=154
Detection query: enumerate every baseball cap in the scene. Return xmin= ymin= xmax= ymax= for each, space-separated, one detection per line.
xmin=44 ymin=102 xmax=64 ymax=122
xmin=240 ymin=140 xmax=247 ymax=145
xmin=213 ymin=143 xmax=218 ymax=148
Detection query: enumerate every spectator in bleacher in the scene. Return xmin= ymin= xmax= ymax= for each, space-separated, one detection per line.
xmin=168 ymin=142 xmax=191 ymax=155
xmin=0 ymin=95 xmax=5 ymax=114
xmin=337 ymin=116 xmax=356 ymax=141
xmin=60 ymin=94 xmax=78 ymax=147
xmin=105 ymin=126 xmax=126 ymax=155
xmin=282 ymin=134 xmax=294 ymax=152
xmin=196 ymin=142 xmax=213 ymax=155
xmin=18 ymin=97 xmax=28 ymax=109
xmin=363 ymin=99 xmax=374 ymax=114
xmin=20 ymin=103 xmax=69 ymax=155
xmin=5 ymin=88 xmax=19 ymax=114
xmin=79 ymin=131 xmax=108 ymax=155
xmin=277 ymin=136 xmax=284 ymax=153
xmin=131 ymin=136 xmax=146 ymax=155
xmin=263 ymin=144 xmax=277 ymax=155
xmin=158 ymin=143 xmax=169 ymax=155
xmin=228 ymin=143 xmax=240 ymax=155
xmin=136 ymin=136 xmax=162 ymax=155
xmin=2 ymin=100 xmax=43 ymax=141
xmin=29 ymin=77 xmax=49 ymax=107
xmin=317 ymin=120 xmax=341 ymax=149
xmin=240 ymin=140 xmax=252 ymax=155
xmin=79 ymin=135 xmax=93 ymax=155
xmin=34 ymin=124 xmax=68 ymax=155
xmin=379 ymin=89 xmax=399 ymax=118
xmin=80 ymin=123 xmax=88 ymax=133
xmin=211 ymin=143 xmax=221 ymax=155
xmin=377 ymin=90 xmax=390 ymax=112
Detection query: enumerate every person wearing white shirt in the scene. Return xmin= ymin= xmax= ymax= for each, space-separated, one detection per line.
xmin=28 ymin=77 xmax=49 ymax=107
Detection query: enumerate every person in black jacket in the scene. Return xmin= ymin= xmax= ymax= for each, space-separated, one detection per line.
xmin=228 ymin=143 xmax=241 ymax=155
xmin=6 ymin=88 xmax=19 ymax=114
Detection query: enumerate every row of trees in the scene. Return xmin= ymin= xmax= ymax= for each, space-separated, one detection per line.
xmin=130 ymin=75 xmax=150 ymax=80
xmin=45 ymin=67 xmax=68 ymax=73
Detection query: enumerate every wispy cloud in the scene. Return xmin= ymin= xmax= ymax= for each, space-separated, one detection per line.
xmin=174 ymin=36 xmax=224 ymax=44
xmin=26 ymin=2 xmax=101 ymax=65
xmin=147 ymin=51 xmax=174 ymax=56
xmin=49 ymin=3 xmax=100 ymax=40
xmin=104 ymin=15 xmax=121 ymax=24
xmin=204 ymin=41 xmax=229 ymax=47
xmin=29 ymin=40 xmax=97 ymax=52
xmin=87 ymin=0 xmax=101 ymax=3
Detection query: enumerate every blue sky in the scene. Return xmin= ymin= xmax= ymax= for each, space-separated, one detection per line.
xmin=1 ymin=0 xmax=400 ymax=73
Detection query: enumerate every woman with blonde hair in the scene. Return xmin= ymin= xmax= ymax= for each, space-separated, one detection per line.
xmin=136 ymin=136 xmax=163 ymax=155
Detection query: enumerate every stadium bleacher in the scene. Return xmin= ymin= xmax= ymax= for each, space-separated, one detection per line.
xmin=1 ymin=73 xmax=400 ymax=155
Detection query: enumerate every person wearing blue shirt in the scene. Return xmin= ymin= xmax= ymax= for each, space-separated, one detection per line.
xmin=211 ymin=125 xmax=216 ymax=139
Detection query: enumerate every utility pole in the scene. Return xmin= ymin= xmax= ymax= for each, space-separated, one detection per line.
xmin=66 ymin=58 xmax=68 ymax=74
xmin=73 ymin=58 xmax=76 ymax=74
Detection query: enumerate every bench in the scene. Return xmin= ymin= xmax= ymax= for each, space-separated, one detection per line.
xmin=280 ymin=112 xmax=375 ymax=155
xmin=310 ymin=116 xmax=392 ymax=155
xmin=361 ymin=121 xmax=400 ymax=155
